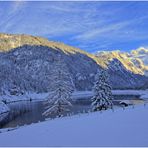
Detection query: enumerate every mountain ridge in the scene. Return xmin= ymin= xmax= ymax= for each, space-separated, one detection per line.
xmin=95 ymin=49 xmax=148 ymax=76
xmin=0 ymin=33 xmax=107 ymax=67
xmin=0 ymin=33 xmax=147 ymax=75
xmin=0 ymin=33 xmax=147 ymax=94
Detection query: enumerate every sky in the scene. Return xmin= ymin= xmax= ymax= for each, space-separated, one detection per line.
xmin=0 ymin=1 xmax=148 ymax=53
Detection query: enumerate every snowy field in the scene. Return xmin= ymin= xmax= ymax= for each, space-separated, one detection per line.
xmin=0 ymin=104 xmax=148 ymax=147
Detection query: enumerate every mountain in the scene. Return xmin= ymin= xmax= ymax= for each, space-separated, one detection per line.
xmin=95 ymin=49 xmax=148 ymax=89
xmin=131 ymin=47 xmax=148 ymax=75
xmin=0 ymin=33 xmax=147 ymax=94
xmin=95 ymin=49 xmax=148 ymax=76
xmin=131 ymin=47 xmax=148 ymax=64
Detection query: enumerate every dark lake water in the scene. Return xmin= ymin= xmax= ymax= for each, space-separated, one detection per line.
xmin=0 ymin=95 xmax=145 ymax=129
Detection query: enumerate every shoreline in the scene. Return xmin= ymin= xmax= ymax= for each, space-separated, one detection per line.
xmin=0 ymin=89 xmax=147 ymax=104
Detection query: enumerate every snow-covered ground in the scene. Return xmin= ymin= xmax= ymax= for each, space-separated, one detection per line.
xmin=0 ymin=102 xmax=10 ymax=115
xmin=0 ymin=104 xmax=148 ymax=147
xmin=112 ymin=89 xmax=148 ymax=96
xmin=0 ymin=101 xmax=10 ymax=123
xmin=72 ymin=90 xmax=148 ymax=99
xmin=0 ymin=92 xmax=49 ymax=103
xmin=140 ymin=94 xmax=148 ymax=99
xmin=1 ymin=90 xmax=147 ymax=103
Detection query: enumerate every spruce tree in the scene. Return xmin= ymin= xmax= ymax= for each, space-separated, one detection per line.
xmin=43 ymin=55 xmax=74 ymax=117
xmin=91 ymin=69 xmax=113 ymax=111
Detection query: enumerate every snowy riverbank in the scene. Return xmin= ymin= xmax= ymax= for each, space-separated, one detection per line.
xmin=0 ymin=90 xmax=148 ymax=103
xmin=0 ymin=104 xmax=148 ymax=146
xmin=73 ymin=90 xmax=148 ymax=99
xmin=0 ymin=102 xmax=10 ymax=122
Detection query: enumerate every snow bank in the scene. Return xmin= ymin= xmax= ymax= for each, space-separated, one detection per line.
xmin=0 ymin=92 xmax=49 ymax=103
xmin=112 ymin=90 xmax=148 ymax=96
xmin=0 ymin=94 xmax=28 ymax=103
xmin=72 ymin=91 xmax=93 ymax=99
xmin=0 ymin=102 xmax=10 ymax=115
xmin=0 ymin=102 xmax=10 ymax=122
xmin=24 ymin=92 xmax=49 ymax=101
xmin=0 ymin=104 xmax=148 ymax=146
xmin=72 ymin=90 xmax=148 ymax=100
xmin=140 ymin=94 xmax=148 ymax=99
xmin=0 ymin=90 xmax=147 ymax=103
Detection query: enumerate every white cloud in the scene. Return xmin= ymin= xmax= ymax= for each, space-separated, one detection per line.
xmin=1 ymin=1 xmax=148 ymax=52
xmin=75 ymin=21 xmax=130 ymax=40
xmin=74 ymin=15 xmax=148 ymax=42
xmin=12 ymin=1 xmax=25 ymax=12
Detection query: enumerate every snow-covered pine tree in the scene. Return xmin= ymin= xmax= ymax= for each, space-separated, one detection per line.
xmin=91 ymin=69 xmax=113 ymax=111
xmin=42 ymin=55 xmax=75 ymax=117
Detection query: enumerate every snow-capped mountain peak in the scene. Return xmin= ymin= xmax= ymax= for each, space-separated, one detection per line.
xmin=95 ymin=48 xmax=148 ymax=76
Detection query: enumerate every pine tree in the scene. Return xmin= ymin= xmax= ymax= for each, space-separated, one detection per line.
xmin=42 ymin=55 xmax=75 ymax=117
xmin=91 ymin=69 xmax=113 ymax=111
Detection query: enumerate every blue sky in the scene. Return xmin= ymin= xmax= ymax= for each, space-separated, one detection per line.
xmin=0 ymin=1 xmax=148 ymax=53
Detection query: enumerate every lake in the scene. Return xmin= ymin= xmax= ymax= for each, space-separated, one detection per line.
xmin=0 ymin=95 xmax=145 ymax=129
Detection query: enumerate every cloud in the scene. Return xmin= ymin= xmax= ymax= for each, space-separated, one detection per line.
xmin=12 ymin=1 xmax=26 ymax=13
xmin=0 ymin=1 xmax=148 ymax=52
xmin=0 ymin=1 xmax=26 ymax=32
xmin=75 ymin=21 xmax=130 ymax=41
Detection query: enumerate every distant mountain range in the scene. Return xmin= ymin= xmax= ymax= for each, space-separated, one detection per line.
xmin=0 ymin=33 xmax=147 ymax=94
xmin=95 ymin=48 xmax=148 ymax=76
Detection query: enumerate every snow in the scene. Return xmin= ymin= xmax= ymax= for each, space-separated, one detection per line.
xmin=72 ymin=91 xmax=93 ymax=99
xmin=0 ymin=101 xmax=10 ymax=122
xmin=0 ymin=90 xmax=148 ymax=103
xmin=91 ymin=69 xmax=113 ymax=111
xmin=140 ymin=93 xmax=148 ymax=100
xmin=72 ymin=90 xmax=148 ymax=100
xmin=112 ymin=90 xmax=148 ymax=96
xmin=0 ymin=104 xmax=148 ymax=146
xmin=0 ymin=102 xmax=9 ymax=115
xmin=119 ymin=100 xmax=132 ymax=105
xmin=0 ymin=92 xmax=49 ymax=103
